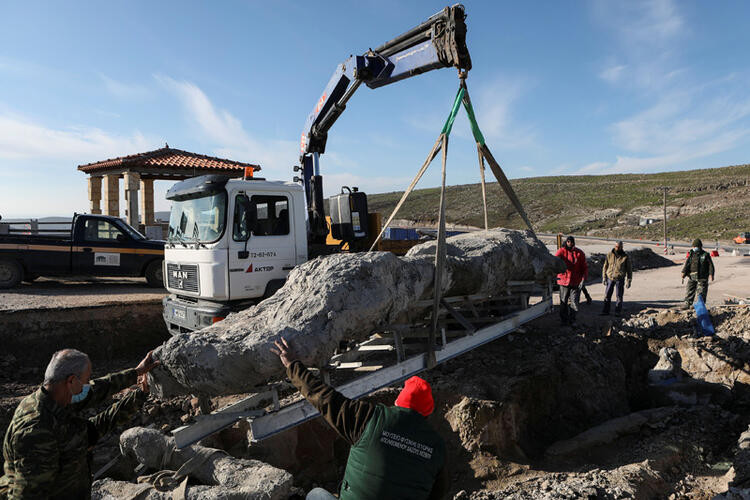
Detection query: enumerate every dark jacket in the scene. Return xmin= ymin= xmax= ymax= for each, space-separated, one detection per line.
xmin=287 ymin=360 xmax=447 ymax=500
xmin=681 ymin=249 xmax=715 ymax=280
xmin=555 ymin=246 xmax=588 ymax=287
xmin=1 ymin=369 xmax=144 ymax=499
xmin=603 ymin=249 xmax=633 ymax=281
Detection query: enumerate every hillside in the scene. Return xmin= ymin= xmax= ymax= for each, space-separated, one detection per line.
xmin=366 ymin=163 xmax=750 ymax=242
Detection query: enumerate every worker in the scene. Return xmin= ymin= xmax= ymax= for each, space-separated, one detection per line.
xmin=271 ymin=338 xmax=447 ymax=500
xmin=600 ymin=241 xmax=633 ymax=316
xmin=0 ymin=349 xmax=159 ymax=499
xmin=681 ymin=238 xmax=715 ymax=309
xmin=554 ymin=236 xmax=588 ymax=326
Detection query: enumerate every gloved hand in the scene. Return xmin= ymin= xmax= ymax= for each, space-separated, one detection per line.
xmin=626 ymin=279 xmax=631 ymax=289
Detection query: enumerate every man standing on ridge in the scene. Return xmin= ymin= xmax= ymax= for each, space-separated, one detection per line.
xmin=555 ymin=236 xmax=588 ymax=326
xmin=682 ymin=238 xmax=715 ymax=309
xmin=600 ymin=241 xmax=633 ymax=316
xmin=271 ymin=337 xmax=447 ymax=500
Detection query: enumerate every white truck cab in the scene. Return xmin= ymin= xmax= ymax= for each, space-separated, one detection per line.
xmin=163 ymin=174 xmax=308 ymax=333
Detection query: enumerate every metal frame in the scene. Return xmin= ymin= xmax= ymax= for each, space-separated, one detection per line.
xmin=172 ymin=296 xmax=551 ymax=448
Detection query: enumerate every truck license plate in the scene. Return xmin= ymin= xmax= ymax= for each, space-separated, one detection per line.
xmin=173 ymin=308 xmax=186 ymax=320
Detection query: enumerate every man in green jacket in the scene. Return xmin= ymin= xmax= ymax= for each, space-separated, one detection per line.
xmin=0 ymin=348 xmax=159 ymax=499
xmin=600 ymin=241 xmax=633 ymax=316
xmin=272 ymin=338 xmax=447 ymax=500
xmin=681 ymin=238 xmax=715 ymax=308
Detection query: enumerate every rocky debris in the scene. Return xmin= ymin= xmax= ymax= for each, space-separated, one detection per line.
xmin=544 ymin=407 xmax=676 ymax=458
xmin=150 ymin=229 xmax=564 ymax=397
xmin=648 ymin=347 xmax=682 ymax=384
xmin=586 ymin=247 xmax=676 ymax=281
xmin=92 ymin=427 xmax=293 ymax=500
xmin=462 ymin=461 xmax=668 ymax=500
xmin=620 ymin=306 xmax=750 ymax=397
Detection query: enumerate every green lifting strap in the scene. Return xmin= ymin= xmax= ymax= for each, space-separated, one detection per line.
xmin=440 ymin=87 xmax=465 ymax=136
xmin=462 ymin=94 xmax=486 ymax=146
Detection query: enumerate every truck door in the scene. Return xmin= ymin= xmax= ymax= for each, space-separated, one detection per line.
xmin=227 ymin=192 xmax=296 ymax=300
xmin=73 ymin=218 xmax=132 ymax=276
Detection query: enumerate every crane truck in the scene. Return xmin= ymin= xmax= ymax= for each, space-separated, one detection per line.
xmin=162 ymin=5 xmax=471 ymax=334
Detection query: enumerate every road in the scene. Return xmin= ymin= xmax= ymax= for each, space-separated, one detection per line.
xmin=0 ymin=277 xmax=165 ymax=311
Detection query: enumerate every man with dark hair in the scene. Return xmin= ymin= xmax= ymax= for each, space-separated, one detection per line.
xmin=271 ymin=338 xmax=447 ymax=500
xmin=600 ymin=241 xmax=633 ymax=316
xmin=682 ymin=238 xmax=715 ymax=309
xmin=0 ymin=349 xmax=159 ymax=499
xmin=554 ymin=236 xmax=588 ymax=326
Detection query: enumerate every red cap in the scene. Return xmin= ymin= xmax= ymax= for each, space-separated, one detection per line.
xmin=395 ymin=376 xmax=434 ymax=417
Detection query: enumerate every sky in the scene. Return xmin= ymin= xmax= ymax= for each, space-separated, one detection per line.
xmin=2 ymin=0 xmax=750 ymax=218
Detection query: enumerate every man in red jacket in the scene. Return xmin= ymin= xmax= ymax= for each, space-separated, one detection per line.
xmin=554 ymin=236 xmax=588 ymax=326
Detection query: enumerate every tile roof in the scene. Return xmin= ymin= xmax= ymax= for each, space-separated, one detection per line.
xmin=77 ymin=145 xmax=261 ymax=174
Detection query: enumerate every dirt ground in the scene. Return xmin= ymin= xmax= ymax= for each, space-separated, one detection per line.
xmin=1 ymin=253 xmax=748 ymax=499
xmin=0 ymin=276 xmax=165 ymax=311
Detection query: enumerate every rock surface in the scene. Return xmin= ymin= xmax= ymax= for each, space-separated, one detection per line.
xmin=92 ymin=427 xmax=293 ymax=500
xmin=151 ymin=229 xmax=563 ymax=396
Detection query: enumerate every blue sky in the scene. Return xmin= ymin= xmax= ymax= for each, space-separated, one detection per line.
xmin=2 ymin=0 xmax=750 ymax=217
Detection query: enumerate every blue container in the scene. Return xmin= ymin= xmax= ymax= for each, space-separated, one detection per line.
xmin=383 ymin=227 xmax=419 ymax=240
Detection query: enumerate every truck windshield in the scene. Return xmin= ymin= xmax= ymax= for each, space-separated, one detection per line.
xmin=168 ymin=192 xmax=227 ymax=243
xmin=118 ymin=221 xmax=146 ymax=240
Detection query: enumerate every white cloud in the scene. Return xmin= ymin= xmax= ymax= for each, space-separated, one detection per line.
xmin=576 ymin=161 xmax=611 ymax=174
xmin=156 ymin=75 xmax=296 ymax=180
xmin=593 ymin=0 xmax=685 ymax=90
xmin=599 ymin=64 xmax=627 ymax=84
xmin=99 ymin=74 xmax=151 ymax=99
xmin=588 ymin=0 xmax=750 ymax=173
xmin=406 ymin=74 xmax=536 ymax=149
xmin=0 ymin=111 xmax=154 ymax=162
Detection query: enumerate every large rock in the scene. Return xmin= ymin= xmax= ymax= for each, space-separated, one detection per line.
xmin=151 ymin=229 xmax=564 ymax=397
xmin=92 ymin=427 xmax=293 ymax=500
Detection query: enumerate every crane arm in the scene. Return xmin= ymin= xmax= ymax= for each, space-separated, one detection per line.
xmin=300 ymin=4 xmax=471 ymax=159
xmin=297 ymin=4 xmax=471 ymax=245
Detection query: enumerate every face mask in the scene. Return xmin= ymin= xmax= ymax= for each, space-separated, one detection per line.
xmin=693 ymin=247 xmax=700 ymax=252
xmin=71 ymin=381 xmax=91 ymax=404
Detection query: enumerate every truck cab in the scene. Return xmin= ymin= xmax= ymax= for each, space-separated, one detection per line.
xmin=0 ymin=214 xmax=164 ymax=288
xmin=162 ymin=175 xmax=308 ymax=333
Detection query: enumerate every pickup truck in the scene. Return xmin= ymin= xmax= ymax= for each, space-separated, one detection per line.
xmin=0 ymin=214 xmax=164 ymax=289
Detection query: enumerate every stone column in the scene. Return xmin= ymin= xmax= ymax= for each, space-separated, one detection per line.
xmin=103 ymin=174 xmax=120 ymax=216
xmin=87 ymin=176 xmax=102 ymax=214
xmin=139 ymin=178 xmax=155 ymax=225
xmin=123 ymin=171 xmax=141 ymax=227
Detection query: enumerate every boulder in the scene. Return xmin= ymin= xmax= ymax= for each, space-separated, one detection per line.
xmin=150 ymin=229 xmax=563 ymax=397
xmin=91 ymin=427 xmax=293 ymax=500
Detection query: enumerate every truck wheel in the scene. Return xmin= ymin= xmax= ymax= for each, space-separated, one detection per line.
xmin=145 ymin=260 xmax=164 ymax=288
xmin=0 ymin=259 xmax=23 ymax=289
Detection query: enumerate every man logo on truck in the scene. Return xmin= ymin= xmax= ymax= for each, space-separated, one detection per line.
xmin=172 ymin=270 xmax=189 ymax=279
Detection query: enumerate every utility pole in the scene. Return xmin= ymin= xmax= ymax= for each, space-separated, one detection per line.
xmin=660 ymin=187 xmax=669 ymax=253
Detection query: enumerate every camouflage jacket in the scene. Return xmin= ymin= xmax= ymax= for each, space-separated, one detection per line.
xmin=0 ymin=368 xmax=145 ymax=500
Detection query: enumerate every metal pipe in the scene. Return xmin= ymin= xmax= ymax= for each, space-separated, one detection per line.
xmin=312 ymin=152 xmax=320 ymax=177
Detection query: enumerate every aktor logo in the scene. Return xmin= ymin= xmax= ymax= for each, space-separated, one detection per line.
xmin=247 ymin=263 xmax=273 ymax=273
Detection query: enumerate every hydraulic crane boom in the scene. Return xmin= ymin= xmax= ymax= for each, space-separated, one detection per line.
xmin=296 ymin=4 xmax=471 ymax=243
